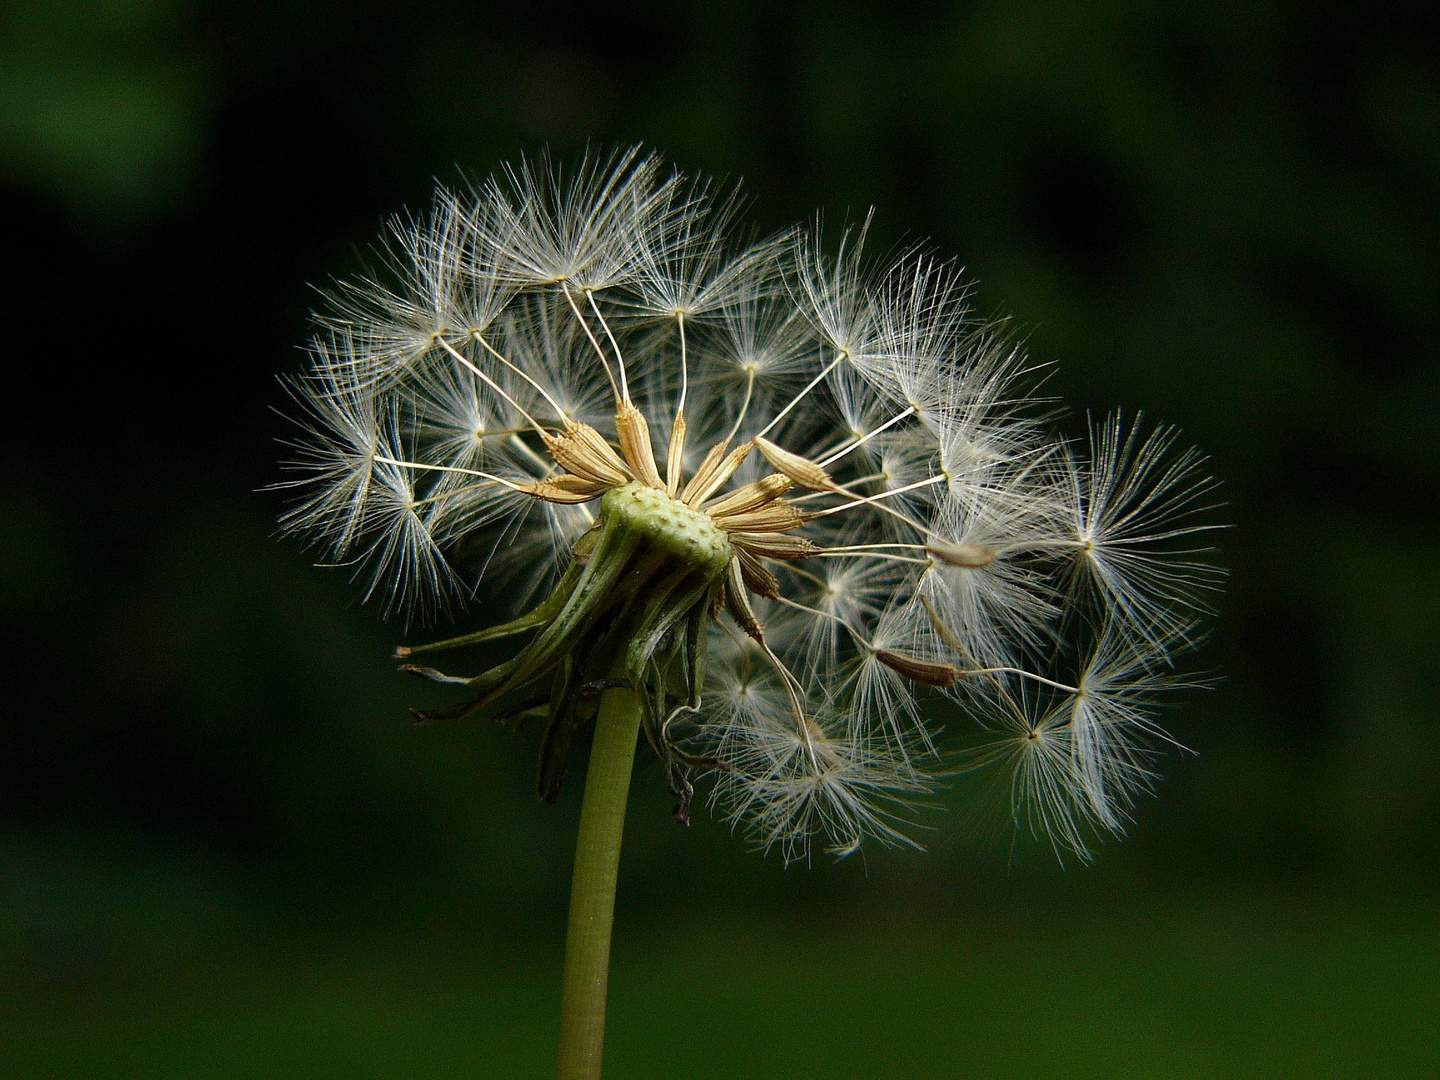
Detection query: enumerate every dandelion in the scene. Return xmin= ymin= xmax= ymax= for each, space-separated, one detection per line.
xmin=275 ymin=147 xmax=1220 ymax=1080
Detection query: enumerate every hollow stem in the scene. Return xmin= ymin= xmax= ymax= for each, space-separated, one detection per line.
xmin=555 ymin=680 xmax=642 ymax=1080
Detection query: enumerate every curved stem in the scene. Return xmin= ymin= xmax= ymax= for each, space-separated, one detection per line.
xmin=556 ymin=682 xmax=642 ymax=1080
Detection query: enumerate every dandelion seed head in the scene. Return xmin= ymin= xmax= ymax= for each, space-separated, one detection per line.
xmin=276 ymin=147 xmax=1220 ymax=862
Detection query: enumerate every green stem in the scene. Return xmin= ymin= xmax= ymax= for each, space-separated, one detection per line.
xmin=556 ymin=682 xmax=642 ymax=1080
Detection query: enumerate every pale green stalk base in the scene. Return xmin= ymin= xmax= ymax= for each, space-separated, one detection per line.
xmin=555 ymin=683 xmax=642 ymax=1080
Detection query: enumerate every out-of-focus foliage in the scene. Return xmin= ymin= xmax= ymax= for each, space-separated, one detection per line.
xmin=0 ymin=0 xmax=213 ymax=223
xmin=6 ymin=900 xmax=1439 ymax=1078
xmin=2 ymin=0 xmax=1438 ymax=967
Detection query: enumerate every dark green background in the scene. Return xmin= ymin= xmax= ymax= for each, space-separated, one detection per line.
xmin=3 ymin=2 xmax=1438 ymax=1076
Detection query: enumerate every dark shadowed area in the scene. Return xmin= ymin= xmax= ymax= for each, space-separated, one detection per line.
xmin=2 ymin=2 xmax=1438 ymax=1076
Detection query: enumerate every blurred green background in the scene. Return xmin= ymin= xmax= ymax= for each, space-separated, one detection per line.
xmin=2 ymin=1 xmax=1438 ymax=1076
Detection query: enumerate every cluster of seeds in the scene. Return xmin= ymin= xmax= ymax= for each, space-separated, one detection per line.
xmin=278 ymin=148 xmax=1220 ymax=861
